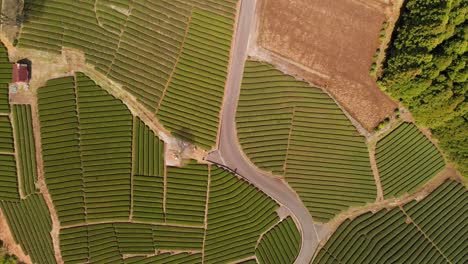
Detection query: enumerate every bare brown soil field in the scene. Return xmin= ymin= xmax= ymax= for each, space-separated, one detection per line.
xmin=258 ymin=0 xmax=398 ymax=131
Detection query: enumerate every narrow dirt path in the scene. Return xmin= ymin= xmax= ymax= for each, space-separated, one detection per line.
xmin=82 ymin=65 xmax=206 ymax=162
xmin=374 ymin=0 xmax=405 ymax=77
xmin=368 ymin=143 xmax=384 ymax=201
xmin=282 ymin=106 xmax=296 ymax=176
xmin=399 ymin=205 xmax=452 ymax=263
xmin=201 ymin=165 xmax=212 ymax=263
xmin=30 ymin=97 xmax=64 ymax=264
xmin=129 ymin=118 xmax=136 ymax=221
xmin=324 ymin=167 xmax=462 ymax=238
xmin=105 ymin=0 xmax=136 ymax=76
xmin=155 ymin=8 xmax=194 ymax=114
xmin=9 ymin=109 xmax=24 ymax=199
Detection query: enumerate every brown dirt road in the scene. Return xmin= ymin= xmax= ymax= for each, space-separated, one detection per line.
xmin=257 ymin=0 xmax=398 ymax=131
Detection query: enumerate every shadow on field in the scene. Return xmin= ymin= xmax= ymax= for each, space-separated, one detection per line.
xmin=172 ymin=127 xmax=194 ymax=147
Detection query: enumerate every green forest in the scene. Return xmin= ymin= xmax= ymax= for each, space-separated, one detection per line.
xmin=0 ymin=241 xmax=19 ymax=264
xmin=379 ymin=0 xmax=467 ymax=176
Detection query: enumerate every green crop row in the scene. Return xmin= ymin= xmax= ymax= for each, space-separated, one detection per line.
xmin=60 ymin=221 xmax=206 ymax=264
xmin=57 ymin=162 xmax=296 ymax=264
xmin=0 ymin=116 xmax=14 ymax=153
xmin=376 ymin=123 xmax=445 ymax=197
xmin=0 ymin=41 xmax=10 ymax=113
xmin=13 ymin=105 xmax=38 ymax=196
xmin=165 ymin=160 xmax=209 ymax=226
xmin=204 ymin=167 xmax=279 ymax=264
xmin=37 ymin=76 xmax=86 ymax=226
xmin=313 ymin=180 xmax=467 ymax=264
xmin=402 ymin=180 xmax=467 ymax=263
xmin=189 ymin=0 xmax=238 ymax=18
xmin=88 ymin=224 xmax=122 ymax=264
xmin=18 ymin=0 xmax=236 ymax=123
xmin=76 ymin=72 xmax=133 ymax=222
xmin=157 ymin=8 xmax=234 ymax=149
xmin=133 ymin=117 xmax=164 ymax=176
xmin=0 ymin=194 xmax=55 ymax=264
xmin=256 ymin=216 xmax=301 ymax=264
xmin=0 ymin=154 xmax=19 ymax=201
xmin=123 ymin=252 xmax=202 ymax=264
xmin=153 ymin=225 xmax=204 ymax=251
xmin=237 ymin=61 xmax=376 ymax=222
xmin=132 ymin=174 xmax=164 ymax=223
xmin=114 ymin=223 xmax=155 ymax=255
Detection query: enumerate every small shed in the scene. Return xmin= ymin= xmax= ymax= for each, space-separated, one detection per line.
xmin=12 ymin=63 xmax=29 ymax=83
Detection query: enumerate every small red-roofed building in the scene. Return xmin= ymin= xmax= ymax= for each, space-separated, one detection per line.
xmin=12 ymin=63 xmax=29 ymax=83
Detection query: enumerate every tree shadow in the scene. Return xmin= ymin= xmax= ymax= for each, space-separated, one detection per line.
xmin=171 ymin=126 xmax=194 ymax=146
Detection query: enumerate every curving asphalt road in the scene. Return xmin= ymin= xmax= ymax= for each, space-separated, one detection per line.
xmin=208 ymin=0 xmax=325 ymax=263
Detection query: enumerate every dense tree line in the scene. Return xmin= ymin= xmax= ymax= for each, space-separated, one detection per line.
xmin=0 ymin=241 xmax=19 ymax=264
xmin=379 ymin=0 xmax=467 ymax=176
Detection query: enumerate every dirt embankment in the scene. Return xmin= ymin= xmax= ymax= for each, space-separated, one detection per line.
xmin=256 ymin=0 xmax=398 ymax=131
xmin=0 ymin=210 xmax=31 ymax=263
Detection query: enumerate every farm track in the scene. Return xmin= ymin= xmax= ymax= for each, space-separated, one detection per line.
xmin=208 ymin=0 xmax=325 ymax=263
xmin=30 ymin=94 xmax=64 ymax=264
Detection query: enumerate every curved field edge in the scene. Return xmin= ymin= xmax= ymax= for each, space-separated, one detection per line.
xmin=256 ymin=216 xmax=301 ymax=264
xmin=312 ymin=179 xmax=467 ymax=264
xmin=375 ymin=122 xmax=446 ymax=198
xmin=4 ymin=71 xmax=301 ymax=264
xmin=236 ymin=60 xmax=376 ymax=222
xmin=378 ymin=0 xmax=467 ymax=177
xmin=17 ymin=0 xmax=240 ymax=150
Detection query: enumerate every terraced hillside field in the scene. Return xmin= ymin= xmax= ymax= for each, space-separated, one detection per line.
xmin=0 ymin=115 xmax=14 ymax=153
xmin=132 ymin=117 xmax=165 ymax=223
xmin=237 ymin=61 xmax=376 ymax=222
xmin=256 ymin=216 xmax=301 ymax=264
xmin=0 ymin=153 xmax=19 ymax=201
xmin=313 ymin=180 xmax=467 ymax=264
xmin=18 ymin=0 xmax=238 ymax=149
xmin=0 ymin=115 xmax=19 ymax=201
xmin=0 ymin=41 xmax=10 ymax=114
xmin=1 ymin=194 xmax=56 ymax=264
xmin=12 ymin=105 xmax=38 ymax=196
xmin=58 ymin=163 xmax=289 ymax=264
xmin=32 ymin=73 xmax=301 ymax=264
xmin=38 ymin=74 xmax=134 ymax=225
xmin=376 ymin=122 xmax=446 ymax=197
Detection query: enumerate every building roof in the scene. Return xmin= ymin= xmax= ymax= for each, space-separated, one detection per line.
xmin=12 ymin=63 xmax=29 ymax=83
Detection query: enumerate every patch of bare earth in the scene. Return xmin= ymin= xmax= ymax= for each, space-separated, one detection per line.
xmin=257 ymin=0 xmax=398 ymax=131
xmin=0 ymin=210 xmax=31 ymax=263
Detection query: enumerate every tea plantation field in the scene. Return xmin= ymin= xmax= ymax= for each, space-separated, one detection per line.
xmin=0 ymin=42 xmax=10 ymax=113
xmin=313 ymin=180 xmax=467 ymax=264
xmin=0 ymin=68 xmax=302 ymax=263
xmin=237 ymin=61 xmax=376 ymax=222
xmin=0 ymin=0 xmax=465 ymax=262
xmin=376 ymin=122 xmax=445 ymax=197
xmin=18 ymin=0 xmax=238 ymax=149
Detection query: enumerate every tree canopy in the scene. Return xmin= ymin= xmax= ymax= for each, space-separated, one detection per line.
xmin=379 ymin=0 xmax=467 ymax=176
